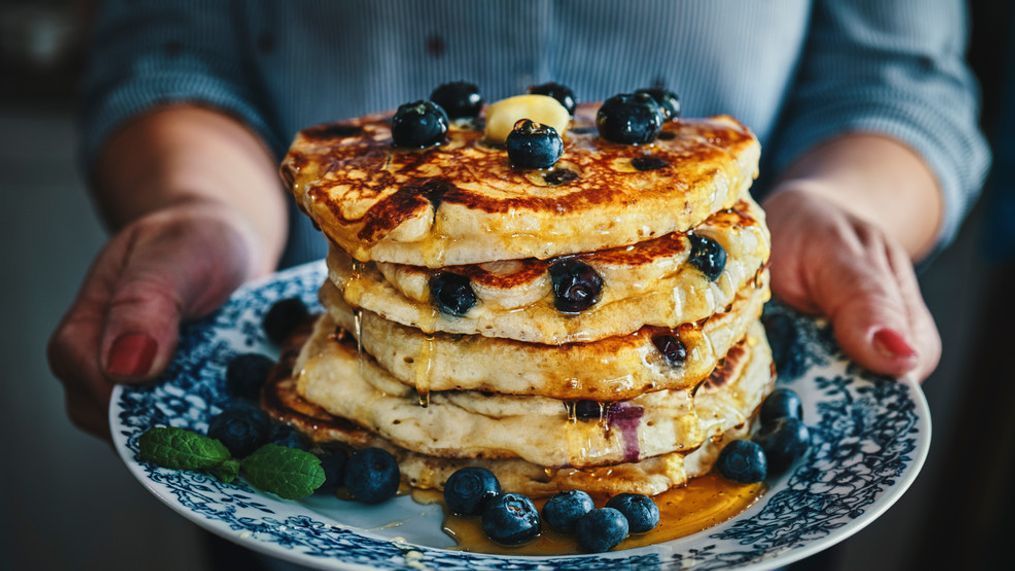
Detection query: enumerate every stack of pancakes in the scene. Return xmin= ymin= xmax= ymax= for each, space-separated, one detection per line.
xmin=270 ymin=103 xmax=775 ymax=498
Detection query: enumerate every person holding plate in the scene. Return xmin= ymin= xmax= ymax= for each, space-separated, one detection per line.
xmin=51 ymin=0 xmax=985 ymax=444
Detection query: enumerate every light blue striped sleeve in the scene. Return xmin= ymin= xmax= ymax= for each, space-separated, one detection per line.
xmin=771 ymin=0 xmax=990 ymax=246
xmin=79 ymin=0 xmax=276 ymax=171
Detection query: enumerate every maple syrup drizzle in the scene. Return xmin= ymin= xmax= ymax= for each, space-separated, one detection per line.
xmin=353 ymin=308 xmax=364 ymax=377
xmin=416 ymin=335 xmax=435 ymax=407
xmin=425 ymin=473 xmax=763 ymax=556
xmin=414 ymin=307 xmax=439 ymax=408
xmin=563 ymin=401 xmax=578 ymax=423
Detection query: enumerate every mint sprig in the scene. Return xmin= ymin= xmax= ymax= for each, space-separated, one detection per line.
xmin=209 ymin=459 xmax=241 ymax=483
xmin=241 ymin=444 xmax=326 ymax=499
xmin=139 ymin=427 xmax=231 ymax=470
xmin=137 ymin=427 xmax=325 ymax=496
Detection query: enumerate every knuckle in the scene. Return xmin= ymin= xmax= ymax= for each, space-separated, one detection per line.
xmin=47 ymin=316 xmax=97 ymax=380
xmin=854 ymin=221 xmax=886 ymax=245
xmin=64 ymin=398 xmax=89 ymax=430
xmin=47 ymin=327 xmax=77 ymax=380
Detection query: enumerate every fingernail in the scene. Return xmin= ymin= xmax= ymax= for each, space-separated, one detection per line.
xmin=106 ymin=332 xmax=158 ymax=377
xmin=872 ymin=328 xmax=917 ymax=360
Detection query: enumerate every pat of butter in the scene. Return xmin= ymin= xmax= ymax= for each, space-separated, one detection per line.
xmin=484 ymin=94 xmax=570 ymax=144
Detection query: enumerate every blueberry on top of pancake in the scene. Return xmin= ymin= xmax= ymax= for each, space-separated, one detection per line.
xmin=430 ymin=81 xmax=483 ymax=120
xmin=527 ymin=82 xmax=577 ymax=116
xmin=596 ymin=92 xmax=664 ymax=144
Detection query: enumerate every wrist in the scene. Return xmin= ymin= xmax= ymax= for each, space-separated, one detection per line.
xmin=768 ymin=135 xmax=943 ymax=260
xmin=94 ymin=105 xmax=288 ymax=274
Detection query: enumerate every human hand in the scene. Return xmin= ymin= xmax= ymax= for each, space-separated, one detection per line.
xmin=47 ymin=201 xmax=262 ymax=438
xmin=762 ymin=186 xmax=941 ymax=382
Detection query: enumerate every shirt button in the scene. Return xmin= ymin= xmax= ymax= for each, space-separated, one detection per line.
xmin=426 ymin=34 xmax=445 ymax=58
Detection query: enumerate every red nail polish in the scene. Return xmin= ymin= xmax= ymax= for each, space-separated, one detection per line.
xmin=106 ymin=333 xmax=158 ymax=377
xmin=872 ymin=328 xmax=917 ymax=360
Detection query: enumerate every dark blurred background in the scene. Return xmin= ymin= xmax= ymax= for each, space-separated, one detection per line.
xmin=1 ymin=1 xmax=1012 ymax=568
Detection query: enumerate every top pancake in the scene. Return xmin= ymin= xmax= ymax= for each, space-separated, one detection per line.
xmin=282 ymin=103 xmax=760 ymax=267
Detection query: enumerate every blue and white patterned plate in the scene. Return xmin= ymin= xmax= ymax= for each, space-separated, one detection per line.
xmin=110 ymin=261 xmax=930 ymax=570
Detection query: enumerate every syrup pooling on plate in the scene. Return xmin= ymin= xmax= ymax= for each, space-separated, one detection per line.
xmin=424 ymin=473 xmax=764 ymax=555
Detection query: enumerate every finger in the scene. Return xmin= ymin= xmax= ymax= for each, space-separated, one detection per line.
xmin=809 ymin=226 xmax=920 ymax=377
xmin=99 ymin=215 xmax=251 ymax=382
xmin=769 ymin=242 xmax=821 ymax=315
xmin=64 ymin=385 xmax=112 ymax=440
xmin=886 ymin=242 xmax=941 ymax=381
xmin=765 ymin=193 xmax=822 ymax=314
xmin=48 ymin=233 xmax=131 ymax=410
xmin=48 ymin=311 xmax=113 ymax=407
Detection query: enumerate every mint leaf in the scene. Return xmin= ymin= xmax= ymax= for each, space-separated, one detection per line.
xmin=210 ymin=459 xmax=240 ymax=483
xmin=138 ymin=427 xmax=231 ymax=470
xmin=241 ymin=444 xmax=325 ymax=499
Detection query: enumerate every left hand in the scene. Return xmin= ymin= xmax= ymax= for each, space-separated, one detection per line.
xmin=762 ymin=186 xmax=941 ymax=382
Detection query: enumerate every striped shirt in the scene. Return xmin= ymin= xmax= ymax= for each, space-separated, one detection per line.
xmin=81 ymin=0 xmax=989 ymax=267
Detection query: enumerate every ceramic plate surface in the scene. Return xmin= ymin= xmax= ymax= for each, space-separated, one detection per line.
xmin=110 ymin=261 xmax=930 ymax=570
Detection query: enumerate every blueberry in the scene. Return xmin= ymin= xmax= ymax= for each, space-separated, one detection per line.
xmin=596 ymin=93 xmax=664 ymax=145
xmin=762 ymin=312 xmax=806 ymax=380
xmin=429 ymin=272 xmax=477 ymax=316
xmin=754 ymin=417 xmax=810 ymax=473
xmin=717 ymin=440 xmax=767 ymax=483
xmin=344 ymin=447 xmax=401 ymax=504
xmin=688 ymin=234 xmax=726 ymax=281
xmin=207 ymin=405 xmax=270 ymax=458
xmin=225 ymin=353 xmax=275 ymax=401
xmin=575 ymin=508 xmax=629 ymax=553
xmin=542 ymin=490 xmax=594 ymax=533
xmin=268 ymin=423 xmax=311 ymax=450
xmin=631 ymin=156 xmax=668 ymax=171
xmin=634 ymin=88 xmax=681 ymax=121
xmin=263 ymin=298 xmax=309 ymax=345
xmin=507 ymin=120 xmax=563 ymax=169
xmin=444 ymin=467 xmax=502 ymax=516
xmin=318 ymin=449 xmax=348 ymax=493
xmin=548 ymin=258 xmax=604 ymax=313
xmin=606 ymin=493 xmax=659 ymax=533
xmin=543 ymin=167 xmax=579 ymax=186
xmin=430 ymin=81 xmax=483 ymax=120
xmin=527 ymin=82 xmax=577 ymax=115
xmin=391 ymin=100 xmax=449 ymax=148
xmin=574 ymin=400 xmax=604 ymax=421
xmin=760 ymin=388 xmax=804 ymax=425
xmin=481 ymin=493 xmax=541 ymax=545
xmin=651 ymin=334 xmax=687 ymax=366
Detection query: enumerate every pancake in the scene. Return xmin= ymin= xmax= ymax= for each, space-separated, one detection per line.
xmin=318 ymin=270 xmax=768 ymax=400
xmin=267 ymin=374 xmax=753 ymax=497
xmin=292 ymin=316 xmax=772 ymax=468
xmin=263 ymin=325 xmax=772 ymax=497
xmin=373 ymin=198 xmax=764 ymax=311
xmin=326 ymin=198 xmax=769 ymax=344
xmin=281 ymin=104 xmax=760 ymax=267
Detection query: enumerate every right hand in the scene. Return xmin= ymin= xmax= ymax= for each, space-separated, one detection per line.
xmin=48 ymin=201 xmax=261 ymax=439
xmin=763 ymin=187 xmax=942 ymax=382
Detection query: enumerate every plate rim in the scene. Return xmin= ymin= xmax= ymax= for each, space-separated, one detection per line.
xmin=109 ymin=260 xmax=933 ymax=570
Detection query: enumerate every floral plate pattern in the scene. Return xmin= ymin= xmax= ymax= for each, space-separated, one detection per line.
xmin=110 ymin=261 xmax=930 ymax=570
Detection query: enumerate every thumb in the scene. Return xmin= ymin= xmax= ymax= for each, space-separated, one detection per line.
xmin=809 ymin=244 xmax=920 ymax=378
xmin=100 ymin=211 xmax=254 ymax=382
